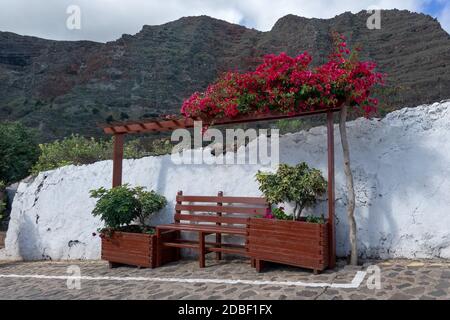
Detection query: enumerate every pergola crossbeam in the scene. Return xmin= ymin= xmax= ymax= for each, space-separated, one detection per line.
xmin=100 ymin=107 xmax=341 ymax=135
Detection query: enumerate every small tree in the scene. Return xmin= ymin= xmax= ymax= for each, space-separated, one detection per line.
xmin=256 ymin=163 xmax=327 ymax=220
xmin=90 ymin=184 xmax=167 ymax=234
xmin=135 ymin=188 xmax=168 ymax=227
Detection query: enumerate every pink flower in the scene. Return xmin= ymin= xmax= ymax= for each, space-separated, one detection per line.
xmin=180 ymin=32 xmax=384 ymax=121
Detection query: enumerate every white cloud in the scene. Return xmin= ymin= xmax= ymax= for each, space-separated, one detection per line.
xmin=0 ymin=0 xmax=446 ymax=42
xmin=438 ymin=3 xmax=450 ymax=34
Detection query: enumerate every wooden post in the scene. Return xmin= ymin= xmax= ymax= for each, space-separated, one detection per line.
xmin=112 ymin=133 xmax=125 ymax=187
xmin=156 ymin=227 xmax=162 ymax=267
xmin=199 ymin=231 xmax=206 ymax=268
xmin=175 ymin=191 xmax=182 ymax=260
xmin=216 ymin=191 xmax=223 ymax=261
xmin=327 ymin=111 xmax=336 ymax=269
xmin=255 ymin=259 xmax=264 ymax=273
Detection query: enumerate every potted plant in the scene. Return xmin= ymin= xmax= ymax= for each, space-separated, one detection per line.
xmin=248 ymin=163 xmax=329 ymax=273
xmin=90 ymin=184 xmax=177 ymax=268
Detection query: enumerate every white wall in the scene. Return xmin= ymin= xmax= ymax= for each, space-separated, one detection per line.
xmin=1 ymin=101 xmax=450 ymax=261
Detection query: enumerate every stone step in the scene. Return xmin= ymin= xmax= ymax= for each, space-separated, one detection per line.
xmin=0 ymin=231 xmax=6 ymax=248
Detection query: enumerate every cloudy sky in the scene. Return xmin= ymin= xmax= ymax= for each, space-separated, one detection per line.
xmin=0 ymin=0 xmax=448 ymax=42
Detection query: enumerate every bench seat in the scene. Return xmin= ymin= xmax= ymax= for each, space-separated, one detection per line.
xmin=157 ymin=223 xmax=247 ymax=235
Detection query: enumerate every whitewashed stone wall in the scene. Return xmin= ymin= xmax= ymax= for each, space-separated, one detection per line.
xmin=1 ymin=101 xmax=450 ymax=261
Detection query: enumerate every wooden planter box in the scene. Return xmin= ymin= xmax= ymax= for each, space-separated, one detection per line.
xmin=101 ymin=231 xmax=178 ymax=268
xmin=247 ymin=218 xmax=329 ymax=273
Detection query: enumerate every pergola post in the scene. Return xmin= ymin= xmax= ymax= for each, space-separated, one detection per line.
xmin=112 ymin=133 xmax=125 ymax=187
xmin=327 ymin=111 xmax=336 ymax=269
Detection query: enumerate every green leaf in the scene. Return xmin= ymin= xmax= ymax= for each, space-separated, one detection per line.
xmin=255 ymin=163 xmax=327 ymax=219
xmin=89 ymin=184 xmax=167 ymax=231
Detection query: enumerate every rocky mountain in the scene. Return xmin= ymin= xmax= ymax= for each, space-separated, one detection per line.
xmin=0 ymin=9 xmax=449 ymax=141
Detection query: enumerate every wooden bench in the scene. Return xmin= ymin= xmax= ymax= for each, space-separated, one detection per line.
xmin=156 ymin=191 xmax=269 ymax=268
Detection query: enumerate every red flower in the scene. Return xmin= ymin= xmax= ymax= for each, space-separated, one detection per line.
xmin=180 ymin=32 xmax=384 ymax=121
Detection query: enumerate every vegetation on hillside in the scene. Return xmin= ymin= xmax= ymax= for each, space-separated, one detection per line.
xmin=31 ymin=135 xmax=173 ymax=175
xmin=0 ymin=180 xmax=6 ymax=222
xmin=0 ymin=122 xmax=40 ymax=184
xmin=0 ymin=121 xmax=174 ymax=184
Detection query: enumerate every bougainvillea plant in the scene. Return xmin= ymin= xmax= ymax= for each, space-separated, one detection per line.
xmin=181 ymin=32 xmax=384 ymax=123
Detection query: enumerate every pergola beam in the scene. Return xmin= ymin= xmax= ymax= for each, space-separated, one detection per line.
xmin=100 ymin=107 xmax=342 ymax=135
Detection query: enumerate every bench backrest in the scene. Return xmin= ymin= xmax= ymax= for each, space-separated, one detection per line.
xmin=175 ymin=191 xmax=269 ymax=227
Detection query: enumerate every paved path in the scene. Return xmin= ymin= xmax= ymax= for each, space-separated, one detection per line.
xmin=0 ymin=258 xmax=448 ymax=300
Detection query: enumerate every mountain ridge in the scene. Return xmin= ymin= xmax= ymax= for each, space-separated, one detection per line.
xmin=0 ymin=9 xmax=449 ymax=141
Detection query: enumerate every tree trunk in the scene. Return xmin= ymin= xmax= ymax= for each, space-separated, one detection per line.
xmin=339 ymin=105 xmax=358 ymax=266
xmin=293 ymin=203 xmax=304 ymax=221
xmin=293 ymin=203 xmax=298 ymax=221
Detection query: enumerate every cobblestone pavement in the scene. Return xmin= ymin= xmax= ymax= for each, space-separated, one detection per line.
xmin=0 ymin=258 xmax=449 ymax=300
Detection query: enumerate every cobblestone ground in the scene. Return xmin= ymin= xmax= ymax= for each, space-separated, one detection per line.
xmin=0 ymin=258 xmax=449 ymax=300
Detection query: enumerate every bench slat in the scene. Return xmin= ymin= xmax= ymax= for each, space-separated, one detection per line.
xmin=157 ymin=223 xmax=247 ymax=235
xmin=207 ymin=247 xmax=247 ymax=255
xmin=177 ymin=195 xmax=267 ymax=205
xmin=172 ymin=239 xmax=245 ymax=249
xmin=175 ymin=204 xmax=266 ymax=215
xmin=162 ymin=242 xmax=247 ymax=255
xmin=162 ymin=242 xmax=198 ymax=249
xmin=175 ymin=214 xmax=248 ymax=225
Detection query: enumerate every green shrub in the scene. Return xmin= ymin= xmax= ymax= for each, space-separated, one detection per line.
xmin=31 ymin=135 xmax=148 ymax=174
xmin=0 ymin=122 xmax=40 ymax=183
xmin=0 ymin=202 xmax=5 ymax=222
xmin=146 ymin=138 xmax=174 ymax=156
xmin=275 ymin=119 xmax=305 ymax=135
xmin=272 ymin=207 xmax=291 ymax=220
xmin=90 ymin=184 xmax=167 ymax=234
xmin=0 ymin=180 xmax=5 ymax=221
xmin=304 ymin=215 xmax=325 ymax=224
xmin=125 ymin=137 xmax=173 ymax=157
xmin=255 ymin=163 xmax=327 ymax=220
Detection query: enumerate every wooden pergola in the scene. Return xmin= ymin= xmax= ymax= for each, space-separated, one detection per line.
xmin=101 ymin=106 xmax=341 ymax=269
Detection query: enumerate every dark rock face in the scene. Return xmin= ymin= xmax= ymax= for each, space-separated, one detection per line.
xmin=0 ymin=10 xmax=449 ymax=141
